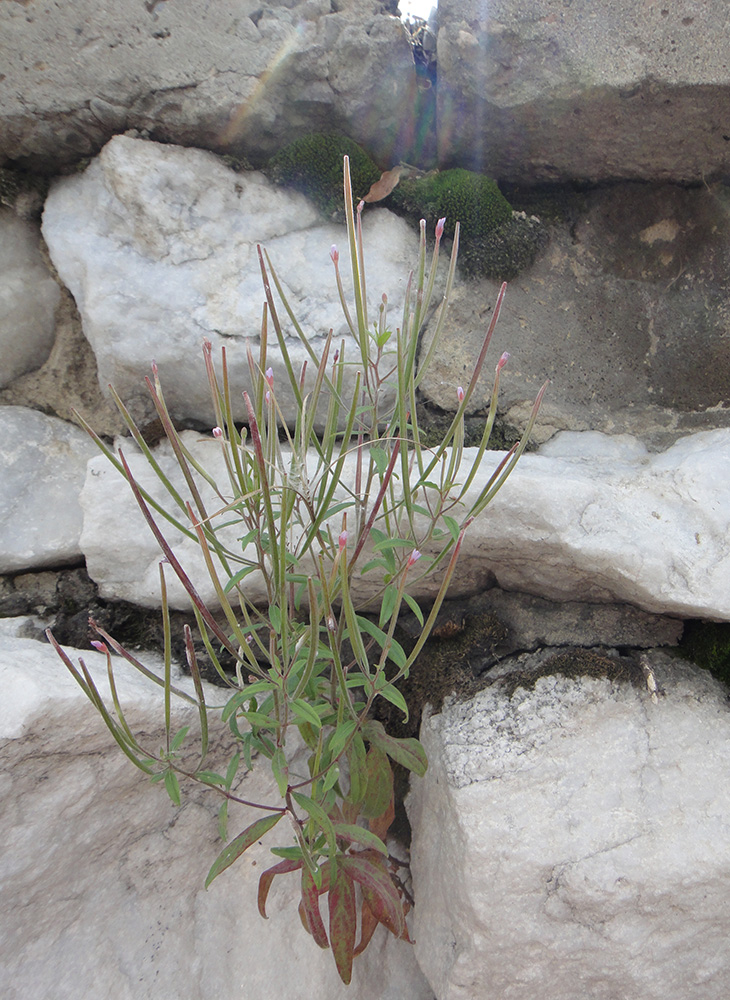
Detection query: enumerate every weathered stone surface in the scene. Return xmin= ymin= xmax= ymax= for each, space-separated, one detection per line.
xmin=0 ymin=209 xmax=59 ymax=388
xmin=0 ymin=407 xmax=97 ymax=574
xmin=79 ymin=426 xmax=730 ymax=620
xmin=0 ymin=0 xmax=417 ymax=172
xmin=42 ymin=136 xmax=419 ymax=429
xmin=463 ymin=589 xmax=683 ymax=668
xmin=419 ymin=182 xmax=730 ymax=447
xmin=0 ymin=624 xmax=433 ymax=999
xmin=407 ymin=650 xmax=730 ymax=1000
xmin=437 ymin=0 xmax=730 ymax=184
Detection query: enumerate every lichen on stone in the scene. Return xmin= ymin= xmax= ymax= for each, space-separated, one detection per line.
xmin=499 ymin=647 xmax=644 ymax=699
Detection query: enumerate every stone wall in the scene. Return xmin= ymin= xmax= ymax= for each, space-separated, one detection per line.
xmin=2 ymin=3 xmax=730 ymax=999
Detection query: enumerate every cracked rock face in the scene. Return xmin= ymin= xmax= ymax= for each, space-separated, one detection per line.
xmin=78 ymin=425 xmax=730 ymax=619
xmin=406 ymin=651 xmax=730 ymax=1000
xmin=0 ymin=622 xmax=434 ymax=1000
xmin=0 ymin=0 xmax=417 ymax=172
xmin=436 ymin=0 xmax=730 ymax=183
xmin=41 ymin=136 xmax=417 ymax=429
xmin=0 ymin=210 xmax=59 ymax=389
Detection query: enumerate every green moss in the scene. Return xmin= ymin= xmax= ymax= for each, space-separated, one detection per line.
xmin=458 ymin=213 xmax=550 ymax=281
xmin=391 ymin=168 xmax=513 ymax=241
xmin=265 ymin=134 xmax=381 ymax=219
xmin=676 ymin=620 xmax=730 ymax=688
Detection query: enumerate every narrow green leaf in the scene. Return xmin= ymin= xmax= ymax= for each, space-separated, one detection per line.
xmin=169 ymin=724 xmax=189 ymax=753
xmin=291 ymin=791 xmax=337 ymax=852
xmin=403 ymin=592 xmax=424 ymax=626
xmin=218 ymin=800 xmax=229 ymax=842
xmin=372 ymin=537 xmax=416 ymax=552
xmin=224 ymin=751 xmax=241 ymax=789
xmin=360 ymin=746 xmax=393 ymax=820
xmin=268 ymin=604 xmax=282 ymax=634
xmin=271 ymin=747 xmax=289 ymax=797
xmin=345 ymin=734 xmax=367 ymax=806
xmin=375 ymin=681 xmax=409 ymax=722
xmin=363 ymin=719 xmax=428 ymax=777
xmin=333 ymin=823 xmax=388 ymax=855
xmin=164 ymin=769 xmax=181 ymax=806
xmin=443 ymin=514 xmax=461 ymax=542
xmin=196 ymin=770 xmax=226 ymax=786
xmin=379 ymin=583 xmax=399 ymax=628
xmin=290 ymin=698 xmax=323 ymax=730
xmin=205 ymin=812 xmax=284 ymax=888
xmin=327 ymin=719 xmax=357 ymax=761
xmin=321 ymin=763 xmax=340 ymax=793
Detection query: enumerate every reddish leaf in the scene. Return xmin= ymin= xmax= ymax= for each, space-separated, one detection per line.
xmin=353 ymin=900 xmax=380 ymax=957
xmin=301 ymin=866 xmax=330 ymax=949
xmin=258 ymin=858 xmax=302 ymax=918
xmin=340 ymin=853 xmax=406 ymax=940
xmin=368 ymin=791 xmax=395 ymax=844
xmin=205 ymin=812 xmax=283 ymax=889
xmin=361 ymin=746 xmax=393 ymax=820
xmin=329 ymin=866 xmax=357 ymax=984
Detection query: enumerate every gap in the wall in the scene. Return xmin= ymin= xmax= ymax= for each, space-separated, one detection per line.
xmin=399 ymin=0 xmax=437 ymax=23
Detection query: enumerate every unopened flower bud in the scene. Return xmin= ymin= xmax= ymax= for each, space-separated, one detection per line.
xmin=497 ymin=352 xmax=510 ymax=372
xmin=436 ymin=217 xmax=446 ymax=240
xmin=265 ymin=366 xmax=274 ymax=388
xmin=457 ymin=386 xmax=465 ymax=402
xmin=265 ymin=390 xmax=271 ymax=403
xmin=327 ymin=614 xmax=337 ymax=633
xmin=338 ymin=530 xmax=348 ymax=551
xmin=151 ymin=360 xmax=158 ymax=377
xmin=212 ymin=426 xmax=223 ymax=438
xmin=357 ymin=200 xmax=364 ymax=214
xmin=407 ymin=549 xmax=422 ymax=568
xmin=330 ymin=245 xmax=339 ymax=264
xmin=90 ymin=640 xmax=108 ymax=654
xmin=333 ymin=349 xmax=340 ymax=364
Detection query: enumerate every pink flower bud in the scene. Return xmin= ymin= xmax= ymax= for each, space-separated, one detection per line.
xmin=151 ymin=360 xmax=158 ymax=377
xmin=497 ymin=352 xmax=510 ymax=372
xmin=436 ymin=217 xmax=446 ymax=240
xmin=212 ymin=426 xmax=223 ymax=438
xmin=457 ymin=386 xmax=465 ymax=402
xmin=90 ymin=640 xmax=108 ymax=654
xmin=407 ymin=549 xmax=421 ymax=568
xmin=338 ymin=530 xmax=348 ymax=551
xmin=333 ymin=349 xmax=340 ymax=364
xmin=330 ymin=245 xmax=339 ymax=263
xmin=265 ymin=390 xmax=271 ymax=403
xmin=357 ymin=200 xmax=364 ymax=214
xmin=382 ymin=293 xmax=388 ymax=305
xmin=265 ymin=366 xmax=274 ymax=387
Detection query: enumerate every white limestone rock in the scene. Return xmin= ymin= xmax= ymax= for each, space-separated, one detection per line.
xmin=0 ymin=627 xmax=434 ymax=1000
xmin=80 ymin=427 xmax=730 ymax=620
xmin=407 ymin=651 xmax=730 ymax=1000
xmin=0 ymin=406 xmax=97 ymax=573
xmin=0 ymin=209 xmax=59 ymax=388
xmin=41 ymin=136 xmax=418 ymax=429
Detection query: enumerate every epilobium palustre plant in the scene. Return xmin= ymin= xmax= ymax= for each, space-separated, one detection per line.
xmin=49 ymin=157 xmax=546 ymax=984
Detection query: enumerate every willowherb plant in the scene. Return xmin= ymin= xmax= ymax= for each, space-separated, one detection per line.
xmin=49 ymin=158 xmax=546 ymax=984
